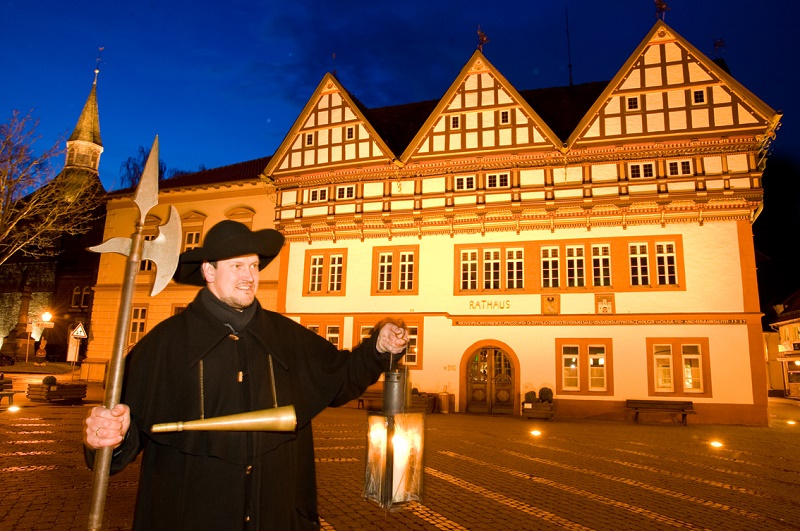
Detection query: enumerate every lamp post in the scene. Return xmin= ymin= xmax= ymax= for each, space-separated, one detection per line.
xmin=25 ymin=312 xmax=53 ymax=364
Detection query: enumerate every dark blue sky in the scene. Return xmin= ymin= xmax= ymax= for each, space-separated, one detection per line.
xmin=2 ymin=0 xmax=795 ymax=191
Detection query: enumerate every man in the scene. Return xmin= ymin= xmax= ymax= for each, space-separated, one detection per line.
xmin=84 ymin=220 xmax=408 ymax=530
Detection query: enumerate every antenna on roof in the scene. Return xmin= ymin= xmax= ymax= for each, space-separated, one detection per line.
xmin=94 ymin=46 xmax=104 ymax=84
xmin=655 ymin=0 xmax=670 ymax=21
xmin=477 ymin=26 xmax=489 ymax=52
xmin=565 ymin=8 xmax=573 ymax=87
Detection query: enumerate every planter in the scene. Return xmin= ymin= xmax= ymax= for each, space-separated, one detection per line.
xmin=26 ymin=383 xmax=87 ymax=403
xmin=522 ymin=401 xmax=553 ymax=420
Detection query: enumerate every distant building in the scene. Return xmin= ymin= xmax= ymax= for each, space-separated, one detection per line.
xmin=769 ymin=289 xmax=800 ymax=398
xmin=86 ymin=21 xmax=781 ymax=425
xmin=0 ymin=77 xmax=106 ymax=362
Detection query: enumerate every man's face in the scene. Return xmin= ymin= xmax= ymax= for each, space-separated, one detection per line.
xmin=202 ymin=254 xmax=260 ymax=310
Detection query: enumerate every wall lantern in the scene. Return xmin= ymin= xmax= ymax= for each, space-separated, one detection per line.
xmin=364 ymin=368 xmax=424 ymax=509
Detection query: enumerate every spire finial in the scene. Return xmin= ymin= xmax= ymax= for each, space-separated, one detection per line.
xmin=477 ymin=26 xmax=489 ymax=52
xmin=94 ymin=46 xmax=104 ymax=84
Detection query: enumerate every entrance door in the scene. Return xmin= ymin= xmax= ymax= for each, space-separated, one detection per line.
xmin=467 ymin=347 xmax=515 ymax=414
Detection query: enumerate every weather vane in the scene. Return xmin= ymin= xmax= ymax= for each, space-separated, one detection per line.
xmin=94 ymin=47 xmax=104 ymax=83
xmin=655 ymin=0 xmax=670 ymax=20
xmin=477 ymin=26 xmax=489 ymax=52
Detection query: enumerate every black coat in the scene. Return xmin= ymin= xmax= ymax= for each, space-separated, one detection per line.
xmin=93 ymin=293 xmax=393 ymax=530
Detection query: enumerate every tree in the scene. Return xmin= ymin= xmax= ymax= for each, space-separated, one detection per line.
xmin=0 ymin=110 xmax=104 ymax=267
xmin=119 ymin=145 xmax=168 ymax=188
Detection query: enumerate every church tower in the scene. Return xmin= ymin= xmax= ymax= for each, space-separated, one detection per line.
xmin=65 ymin=68 xmax=103 ymax=175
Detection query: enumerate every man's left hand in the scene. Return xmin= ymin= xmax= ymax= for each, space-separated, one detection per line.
xmin=376 ymin=320 xmax=409 ymax=354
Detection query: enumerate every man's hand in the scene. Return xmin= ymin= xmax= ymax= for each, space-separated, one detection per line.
xmin=376 ymin=319 xmax=409 ymax=354
xmin=84 ymin=404 xmax=130 ymax=450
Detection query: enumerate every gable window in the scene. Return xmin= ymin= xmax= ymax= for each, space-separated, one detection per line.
xmin=305 ymin=133 xmax=314 ymax=146
xmin=627 ymin=96 xmax=640 ymax=110
xmin=693 ymin=90 xmax=706 ymax=104
xmin=304 ymin=249 xmax=347 ymax=296
xmin=455 ymin=175 xmax=475 ymax=191
xmin=668 ymin=160 xmax=693 ymax=176
xmin=346 ymin=126 xmax=355 ymax=140
xmin=336 ymin=185 xmax=355 ymax=200
xmin=566 ymin=246 xmax=585 ymax=288
xmin=486 ymin=173 xmax=510 ymax=188
xmin=591 ymin=244 xmax=612 ymax=287
xmin=372 ymin=246 xmax=418 ymax=295
xmin=629 ymin=243 xmax=649 ymax=286
xmin=629 ymin=162 xmax=655 ymax=179
xmin=309 ymin=188 xmax=328 ymax=203
xmin=451 ymin=116 xmax=460 ymax=129
xmin=541 ymin=247 xmax=560 ymax=288
xmin=500 ymin=110 xmax=510 ymax=124
xmin=655 ymin=242 xmax=678 ymax=285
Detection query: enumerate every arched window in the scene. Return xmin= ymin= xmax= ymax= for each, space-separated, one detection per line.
xmin=81 ymin=287 xmax=92 ymax=308
xmin=71 ymin=287 xmax=82 ymax=308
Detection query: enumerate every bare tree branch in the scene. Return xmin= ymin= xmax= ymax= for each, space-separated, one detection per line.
xmin=0 ymin=110 xmax=104 ymax=267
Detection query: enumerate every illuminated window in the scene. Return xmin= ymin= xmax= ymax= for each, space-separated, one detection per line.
xmin=562 ymin=346 xmax=579 ymax=390
xmin=589 ymin=346 xmax=606 ymax=391
xmin=566 ymin=246 xmax=585 ymax=288
xmin=682 ymin=345 xmax=703 ymax=391
xmin=404 ymin=325 xmax=419 ymax=366
xmin=129 ymin=307 xmax=147 ymax=344
xmin=629 ymin=243 xmax=649 ymax=286
xmin=646 ymin=338 xmax=710 ymax=397
xmin=541 ymin=247 xmax=560 ymax=288
xmin=654 ymin=345 xmax=673 ymax=391
xmin=655 ymin=242 xmax=677 ymax=285
xmin=591 ymin=245 xmax=612 ymax=287
xmin=372 ymin=246 xmax=418 ymax=295
xmin=304 ymin=249 xmax=347 ymax=296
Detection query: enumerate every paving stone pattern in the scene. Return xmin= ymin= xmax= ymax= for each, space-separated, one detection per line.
xmin=1 ymin=378 xmax=799 ymax=530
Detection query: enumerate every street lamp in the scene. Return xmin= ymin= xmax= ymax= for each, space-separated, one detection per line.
xmin=25 ymin=312 xmax=54 ymax=364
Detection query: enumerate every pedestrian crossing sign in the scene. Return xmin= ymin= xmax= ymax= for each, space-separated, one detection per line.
xmin=71 ymin=323 xmax=87 ymax=339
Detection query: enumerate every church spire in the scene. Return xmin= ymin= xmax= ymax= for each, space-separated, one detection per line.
xmin=66 ymin=53 xmax=104 ymax=173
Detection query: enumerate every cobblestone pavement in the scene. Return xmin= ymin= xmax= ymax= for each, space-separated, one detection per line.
xmin=1 ymin=376 xmax=799 ymax=530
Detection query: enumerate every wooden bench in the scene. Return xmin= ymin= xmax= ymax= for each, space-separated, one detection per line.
xmin=0 ymin=390 xmax=21 ymax=405
xmin=357 ymin=390 xmax=384 ymax=411
xmin=626 ymin=399 xmax=695 ymax=425
xmin=26 ymin=383 xmax=87 ymax=404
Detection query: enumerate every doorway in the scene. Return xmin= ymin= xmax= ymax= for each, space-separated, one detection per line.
xmin=466 ymin=347 xmax=515 ymax=414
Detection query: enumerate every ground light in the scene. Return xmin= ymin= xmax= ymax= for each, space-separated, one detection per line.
xmin=530 ymin=430 xmax=542 ymax=437
xmin=7 ymin=405 xmax=20 ymax=412
xmin=788 ymin=420 xmax=796 ymax=426
xmin=709 ymin=440 xmax=724 ymax=448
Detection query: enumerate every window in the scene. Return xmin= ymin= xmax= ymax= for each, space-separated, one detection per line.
xmin=81 ymin=287 xmax=91 ymax=308
xmin=455 ymin=175 xmax=475 ymax=191
xmin=646 ymin=338 xmax=710 ymax=397
xmin=588 ymin=346 xmax=606 ymax=391
xmin=483 ymin=249 xmax=501 ymax=290
xmin=629 ymin=243 xmax=649 ymax=286
xmin=304 ymin=249 xmax=347 ymax=296
xmin=404 ymin=325 xmax=419 ymax=366
xmin=307 ymin=325 xmax=320 ymax=335
xmin=305 ymin=133 xmax=314 ymax=146
xmin=71 ymin=287 xmax=82 ymax=308
xmin=693 ymin=90 xmax=705 ymax=104
xmin=326 ymin=325 xmax=340 ymax=348
xmin=566 ymin=246 xmax=585 ymax=288
xmin=451 ymin=116 xmax=460 ymax=129
xmin=682 ymin=345 xmax=703 ymax=391
xmin=129 ymin=307 xmax=147 ymax=344
xmin=486 ymin=173 xmax=510 ymax=188
xmin=346 ymin=126 xmax=355 ymax=140
xmin=500 ymin=110 xmax=510 ymax=124
xmin=655 ymin=242 xmax=677 ymax=285
xmin=309 ymin=188 xmax=328 ymax=203
xmin=460 ymin=250 xmax=478 ymax=290
xmin=629 ymin=162 xmax=655 ymax=179
xmin=139 ymin=234 xmax=156 ymax=271
xmin=336 ymin=185 xmax=355 ymax=200
xmin=328 ymin=255 xmax=343 ymax=292
xmin=372 ymin=246 xmax=418 ymax=295
xmin=627 ymin=96 xmax=639 ymax=110
xmin=668 ymin=160 xmax=693 ymax=176
xmin=653 ymin=345 xmax=673 ymax=391
xmin=541 ymin=247 xmax=560 ymax=288
xmin=183 ymin=231 xmax=201 ymax=252
xmin=506 ymin=249 xmax=524 ymax=289
xmin=556 ymin=338 xmax=614 ymax=395
xmin=562 ymin=346 xmax=579 ymax=390
xmin=591 ymin=245 xmax=611 ymax=287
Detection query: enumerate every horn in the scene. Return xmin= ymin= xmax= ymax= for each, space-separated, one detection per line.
xmin=151 ymin=405 xmax=296 ymax=433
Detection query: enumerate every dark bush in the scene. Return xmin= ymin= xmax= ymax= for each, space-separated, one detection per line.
xmin=538 ymin=387 xmax=554 ymax=403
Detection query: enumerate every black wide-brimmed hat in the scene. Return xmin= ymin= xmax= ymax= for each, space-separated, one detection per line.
xmin=174 ymin=220 xmax=284 ymax=286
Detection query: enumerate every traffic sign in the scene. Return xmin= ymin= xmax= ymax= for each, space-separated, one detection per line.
xmin=71 ymin=323 xmax=87 ymax=339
